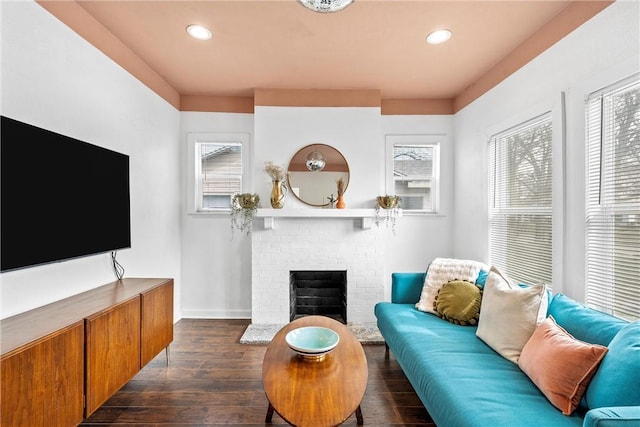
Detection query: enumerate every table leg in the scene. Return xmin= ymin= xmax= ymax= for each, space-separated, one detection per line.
xmin=266 ymin=402 xmax=275 ymax=423
xmin=356 ymin=405 xmax=363 ymax=425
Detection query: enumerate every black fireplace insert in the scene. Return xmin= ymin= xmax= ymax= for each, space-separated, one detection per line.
xmin=289 ymin=270 xmax=347 ymax=323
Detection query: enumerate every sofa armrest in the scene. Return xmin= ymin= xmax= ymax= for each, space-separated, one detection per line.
xmin=391 ymin=272 xmax=425 ymax=304
xmin=583 ymin=407 xmax=640 ymax=427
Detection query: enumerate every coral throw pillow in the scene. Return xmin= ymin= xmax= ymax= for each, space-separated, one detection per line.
xmin=518 ymin=316 xmax=608 ymax=415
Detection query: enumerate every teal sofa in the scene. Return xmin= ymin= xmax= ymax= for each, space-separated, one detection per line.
xmin=374 ymin=272 xmax=640 ymax=427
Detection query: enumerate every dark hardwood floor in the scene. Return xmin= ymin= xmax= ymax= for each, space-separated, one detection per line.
xmin=80 ymin=319 xmax=435 ymax=426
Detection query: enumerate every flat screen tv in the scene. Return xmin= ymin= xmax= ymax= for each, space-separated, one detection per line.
xmin=1 ymin=115 xmax=131 ymax=272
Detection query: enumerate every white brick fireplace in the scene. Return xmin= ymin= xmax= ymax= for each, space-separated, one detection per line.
xmin=251 ymin=213 xmax=385 ymax=325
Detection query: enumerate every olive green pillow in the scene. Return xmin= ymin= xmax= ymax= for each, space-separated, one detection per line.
xmin=433 ymin=280 xmax=483 ymax=326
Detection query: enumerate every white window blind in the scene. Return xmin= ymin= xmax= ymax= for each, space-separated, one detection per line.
xmin=489 ymin=114 xmax=553 ymax=286
xmin=197 ymin=142 xmax=242 ymax=210
xmin=585 ymin=74 xmax=640 ymax=321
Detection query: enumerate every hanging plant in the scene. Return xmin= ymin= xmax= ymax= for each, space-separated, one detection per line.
xmin=375 ymin=195 xmax=401 ymax=234
xmin=230 ymin=193 xmax=260 ymax=237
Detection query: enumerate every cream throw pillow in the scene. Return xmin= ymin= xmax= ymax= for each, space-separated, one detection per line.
xmin=415 ymin=258 xmax=485 ymax=314
xmin=476 ymin=267 xmax=548 ymax=363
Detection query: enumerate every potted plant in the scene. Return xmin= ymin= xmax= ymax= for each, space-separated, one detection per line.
xmin=375 ymin=195 xmax=401 ymax=233
xmin=230 ymin=193 xmax=260 ymax=236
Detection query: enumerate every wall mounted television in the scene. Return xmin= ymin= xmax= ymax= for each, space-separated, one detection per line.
xmin=1 ymin=115 xmax=131 ymax=272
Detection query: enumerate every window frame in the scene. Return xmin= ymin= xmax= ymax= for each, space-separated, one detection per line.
xmin=385 ymin=134 xmax=441 ymax=214
xmin=187 ymin=132 xmax=251 ymax=214
xmin=585 ymin=73 xmax=640 ymax=321
xmin=488 ymin=112 xmax=554 ymax=287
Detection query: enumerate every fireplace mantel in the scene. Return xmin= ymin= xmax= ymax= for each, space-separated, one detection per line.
xmin=256 ymin=208 xmax=377 ymax=230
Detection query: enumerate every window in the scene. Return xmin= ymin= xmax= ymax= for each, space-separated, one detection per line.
xmin=198 ymin=142 xmax=241 ymax=209
xmin=187 ymin=133 xmax=250 ymax=212
xmin=386 ymin=135 xmax=440 ymax=212
xmin=489 ymin=114 xmax=552 ymax=286
xmin=585 ymin=74 xmax=640 ymax=321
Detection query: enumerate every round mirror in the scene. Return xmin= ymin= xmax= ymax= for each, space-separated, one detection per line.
xmin=287 ymin=144 xmax=350 ymax=207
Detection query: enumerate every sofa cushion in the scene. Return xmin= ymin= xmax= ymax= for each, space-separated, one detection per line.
xmin=476 ymin=268 xmax=489 ymax=288
xmin=391 ymin=272 xmax=426 ymax=304
xmin=548 ymin=293 xmax=627 ymax=346
xmin=476 ymin=267 xmax=547 ymax=363
xmin=586 ymin=321 xmax=640 ymax=410
xmin=375 ymin=302 xmax=586 ymax=427
xmin=518 ymin=316 xmax=608 ymax=415
xmin=434 ymin=280 xmax=482 ymax=325
xmin=583 ymin=406 xmax=640 ymax=427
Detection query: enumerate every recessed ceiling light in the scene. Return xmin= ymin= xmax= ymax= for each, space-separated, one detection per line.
xmin=426 ymin=29 xmax=452 ymax=45
xmin=186 ymin=25 xmax=212 ymax=41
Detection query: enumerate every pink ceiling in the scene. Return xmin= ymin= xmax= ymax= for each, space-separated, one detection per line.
xmin=39 ymin=1 xmax=612 ymax=112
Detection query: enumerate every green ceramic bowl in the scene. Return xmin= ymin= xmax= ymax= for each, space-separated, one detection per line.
xmin=285 ymin=326 xmax=340 ymax=354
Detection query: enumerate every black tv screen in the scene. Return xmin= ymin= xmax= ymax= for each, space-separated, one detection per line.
xmin=1 ymin=116 xmax=131 ymax=272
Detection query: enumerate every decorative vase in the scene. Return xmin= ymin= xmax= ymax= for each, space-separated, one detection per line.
xmin=336 ymin=195 xmax=345 ymax=209
xmin=270 ymin=180 xmax=288 ymax=209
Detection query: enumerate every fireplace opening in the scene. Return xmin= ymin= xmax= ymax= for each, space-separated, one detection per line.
xmin=290 ymin=270 xmax=347 ymax=324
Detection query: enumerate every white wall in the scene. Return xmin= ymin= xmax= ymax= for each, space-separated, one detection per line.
xmin=254 ymin=106 xmax=384 ymax=209
xmin=381 ymin=115 xmax=455 ymax=276
xmin=0 ymin=1 xmax=454 ymax=322
xmin=453 ymin=1 xmax=639 ymax=301
xmin=180 ymin=112 xmax=254 ymax=318
xmin=179 ymin=108 xmax=455 ymax=316
xmin=5 ymin=1 xmax=632 ymax=320
xmin=0 ymin=1 xmax=182 ymax=319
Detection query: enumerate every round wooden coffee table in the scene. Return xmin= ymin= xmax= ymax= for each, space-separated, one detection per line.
xmin=262 ymin=315 xmax=368 ymax=427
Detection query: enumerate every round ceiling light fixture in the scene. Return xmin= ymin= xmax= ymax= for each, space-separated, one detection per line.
xmin=426 ymin=29 xmax=452 ymax=45
xmin=186 ymin=24 xmax=212 ymax=40
xmin=305 ymin=151 xmax=326 ymax=172
xmin=297 ymin=0 xmax=354 ymax=13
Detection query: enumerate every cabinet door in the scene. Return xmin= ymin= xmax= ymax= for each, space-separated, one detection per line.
xmin=140 ymin=280 xmax=174 ymax=367
xmin=0 ymin=322 xmax=84 ymax=427
xmin=85 ymin=297 xmax=140 ymax=417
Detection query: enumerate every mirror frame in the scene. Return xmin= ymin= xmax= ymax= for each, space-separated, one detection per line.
xmin=287 ymin=144 xmax=350 ymax=207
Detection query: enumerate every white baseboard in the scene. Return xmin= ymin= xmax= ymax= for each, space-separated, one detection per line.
xmin=180 ymin=309 xmax=251 ymax=319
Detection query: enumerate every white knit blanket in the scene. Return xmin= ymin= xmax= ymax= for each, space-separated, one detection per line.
xmin=415 ymin=257 xmax=487 ymax=314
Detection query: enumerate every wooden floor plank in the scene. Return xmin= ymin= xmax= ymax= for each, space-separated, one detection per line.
xmin=80 ymin=319 xmax=435 ymax=426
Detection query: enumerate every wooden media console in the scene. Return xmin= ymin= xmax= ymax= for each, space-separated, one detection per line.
xmin=0 ymin=277 xmax=174 ymax=426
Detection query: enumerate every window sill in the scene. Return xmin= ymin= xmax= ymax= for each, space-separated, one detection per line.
xmin=401 ymin=210 xmax=445 ymax=217
xmin=188 ymin=210 xmax=231 ymax=216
